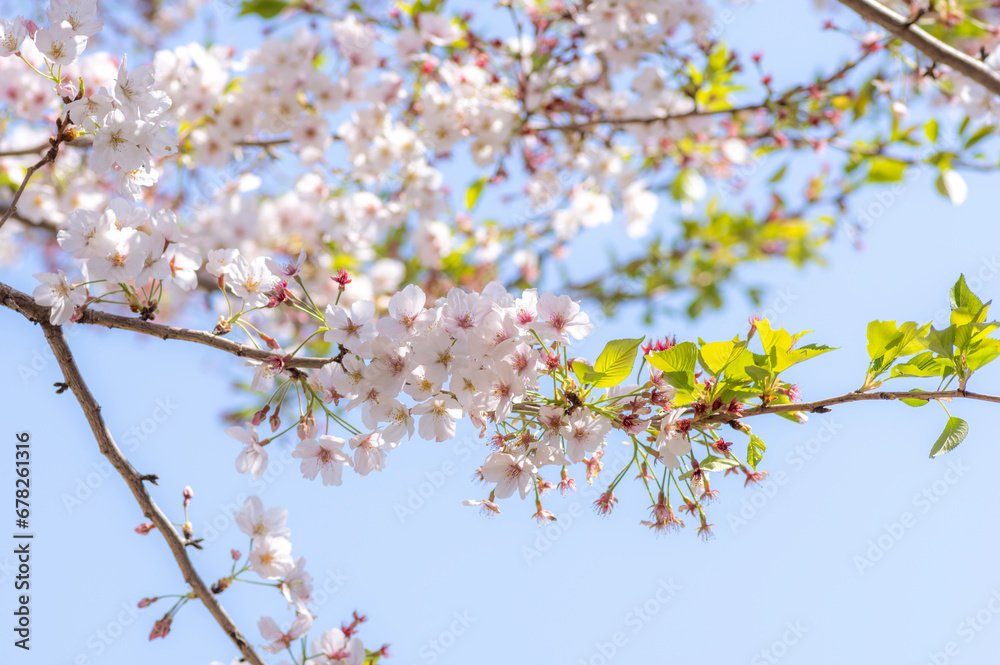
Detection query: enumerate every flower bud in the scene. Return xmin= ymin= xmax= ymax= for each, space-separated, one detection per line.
xmin=183 ymin=485 xmax=194 ymax=507
xmin=231 ymin=549 xmax=241 ymax=561
xmin=135 ymin=522 xmax=156 ymax=535
xmin=251 ymin=404 xmax=270 ymax=426
xmin=182 ymin=521 xmax=193 ymax=539
xmin=137 ymin=597 xmax=159 ymax=608
xmin=149 ymin=615 xmax=172 ymax=640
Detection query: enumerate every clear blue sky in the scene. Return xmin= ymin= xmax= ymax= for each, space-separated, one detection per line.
xmin=3 ymin=2 xmax=1000 ymax=664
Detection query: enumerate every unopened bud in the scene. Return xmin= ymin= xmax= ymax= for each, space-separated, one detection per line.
xmin=182 ymin=485 xmax=194 ymax=506
xmin=137 ymin=597 xmax=158 ymax=608
xmin=231 ymin=549 xmax=241 ymax=561
xmin=251 ymin=404 xmax=270 ymax=426
xmin=149 ymin=615 xmax=172 ymax=641
xmin=298 ymin=412 xmax=316 ymax=440
xmin=135 ymin=522 xmax=156 ymax=535
xmin=182 ymin=521 xmax=193 ymax=539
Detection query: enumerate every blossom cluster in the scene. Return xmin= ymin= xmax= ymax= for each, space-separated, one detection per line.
xmin=33 ymin=198 xmax=201 ymax=324
xmin=207 ymin=248 xmax=752 ymax=536
xmin=1 ymin=2 xmax=174 ymax=199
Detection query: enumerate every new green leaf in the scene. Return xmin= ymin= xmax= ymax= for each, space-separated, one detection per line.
xmin=593 ymin=338 xmax=643 ymax=388
xmin=929 ymin=416 xmax=969 ymax=458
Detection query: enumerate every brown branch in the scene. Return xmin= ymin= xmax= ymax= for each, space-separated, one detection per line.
xmin=0 ymin=141 xmax=61 ymax=232
xmin=537 ymin=50 xmax=871 ymax=133
xmin=0 ymin=281 xmax=336 ymax=369
xmin=838 ymin=0 xmax=1000 ymax=96
xmin=511 ymin=390 xmax=1000 ymax=424
xmin=37 ymin=321 xmax=267 ymax=665
xmin=696 ymin=389 xmax=1000 ymax=425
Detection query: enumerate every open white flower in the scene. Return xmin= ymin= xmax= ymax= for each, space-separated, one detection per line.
xmin=32 ymin=270 xmax=86 ymax=325
xmin=292 ymin=435 xmax=352 ymax=486
xmin=234 ymin=495 xmax=290 ymax=539
xmin=249 ymin=535 xmax=294 ymax=579
xmin=411 ymin=395 xmax=463 ymax=442
xmin=228 ymin=423 xmax=269 ymax=479
xmin=259 ymin=612 xmax=312 ymax=654
xmin=324 ymin=300 xmax=377 ymax=353
xmin=482 ymin=452 xmax=537 ymax=499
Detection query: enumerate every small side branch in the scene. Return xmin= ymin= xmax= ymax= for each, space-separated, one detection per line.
xmin=38 ymin=321 xmax=267 ymax=665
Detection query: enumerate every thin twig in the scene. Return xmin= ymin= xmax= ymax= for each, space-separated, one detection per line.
xmin=0 ymin=145 xmax=60 ymax=232
xmin=37 ymin=321 xmax=267 ymax=665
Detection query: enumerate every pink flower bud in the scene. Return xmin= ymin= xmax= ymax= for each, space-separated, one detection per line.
xmin=231 ymin=549 xmax=241 ymax=561
xmin=135 ymin=522 xmax=156 ymax=535
xmin=22 ymin=19 xmax=38 ymax=37
xmin=149 ymin=615 xmax=172 ymax=640
xmin=138 ymin=597 xmax=159 ymax=608
xmin=297 ymin=413 xmax=316 ymax=440
xmin=183 ymin=485 xmax=194 ymax=506
xmin=55 ymin=81 xmax=77 ymax=100
xmin=251 ymin=404 xmax=270 ymax=426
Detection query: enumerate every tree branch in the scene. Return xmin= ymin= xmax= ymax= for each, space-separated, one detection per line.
xmin=697 ymin=389 xmax=1000 ymax=425
xmin=0 ymin=281 xmax=336 ymax=369
xmin=838 ymin=0 xmax=1000 ymax=96
xmin=536 ymin=50 xmax=870 ymax=133
xmin=37 ymin=320 xmax=267 ymax=665
xmin=0 ymin=143 xmax=61 ymax=232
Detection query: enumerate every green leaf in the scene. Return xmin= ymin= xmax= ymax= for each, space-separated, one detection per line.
xmin=899 ymin=389 xmax=929 ymax=407
xmin=699 ymin=337 xmax=751 ymax=380
xmin=866 ymin=320 xmax=919 ymax=375
xmin=647 ymin=341 xmax=698 ymax=392
xmin=867 ymin=156 xmax=907 ymax=183
xmin=465 ymin=177 xmax=487 ymax=211
xmin=698 ymin=455 xmax=740 ymax=472
xmin=747 ymin=435 xmax=766 ymax=470
xmin=891 ymin=351 xmax=952 ymax=379
xmin=965 ymin=124 xmax=994 ymax=150
xmin=572 ymin=361 xmax=606 ymax=386
xmin=238 ymin=0 xmax=288 ymax=18
xmin=949 ymin=274 xmax=984 ymax=314
xmin=965 ymin=338 xmax=1000 ymax=372
xmin=922 ymin=325 xmax=957 ymax=357
xmin=929 ymin=416 xmax=969 ymax=458
xmin=925 ymin=119 xmax=939 ymax=143
xmin=593 ymin=338 xmax=643 ymax=388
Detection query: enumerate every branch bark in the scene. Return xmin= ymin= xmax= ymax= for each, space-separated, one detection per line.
xmin=695 ymin=389 xmax=1000 ymax=425
xmin=36 ymin=320 xmax=266 ymax=665
xmin=838 ymin=0 xmax=1000 ymax=96
xmin=0 ymin=280 xmax=336 ymax=369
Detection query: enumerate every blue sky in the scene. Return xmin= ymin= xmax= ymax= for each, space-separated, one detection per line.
xmin=4 ymin=2 xmax=1000 ymax=665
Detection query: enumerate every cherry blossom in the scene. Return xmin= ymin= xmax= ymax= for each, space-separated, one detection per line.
xmin=249 ymin=535 xmax=295 ymax=579
xmin=31 ymin=270 xmax=85 ymax=324
xmin=292 ymin=436 xmax=352 ymax=486
xmin=234 ymin=495 xmax=290 ymax=540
